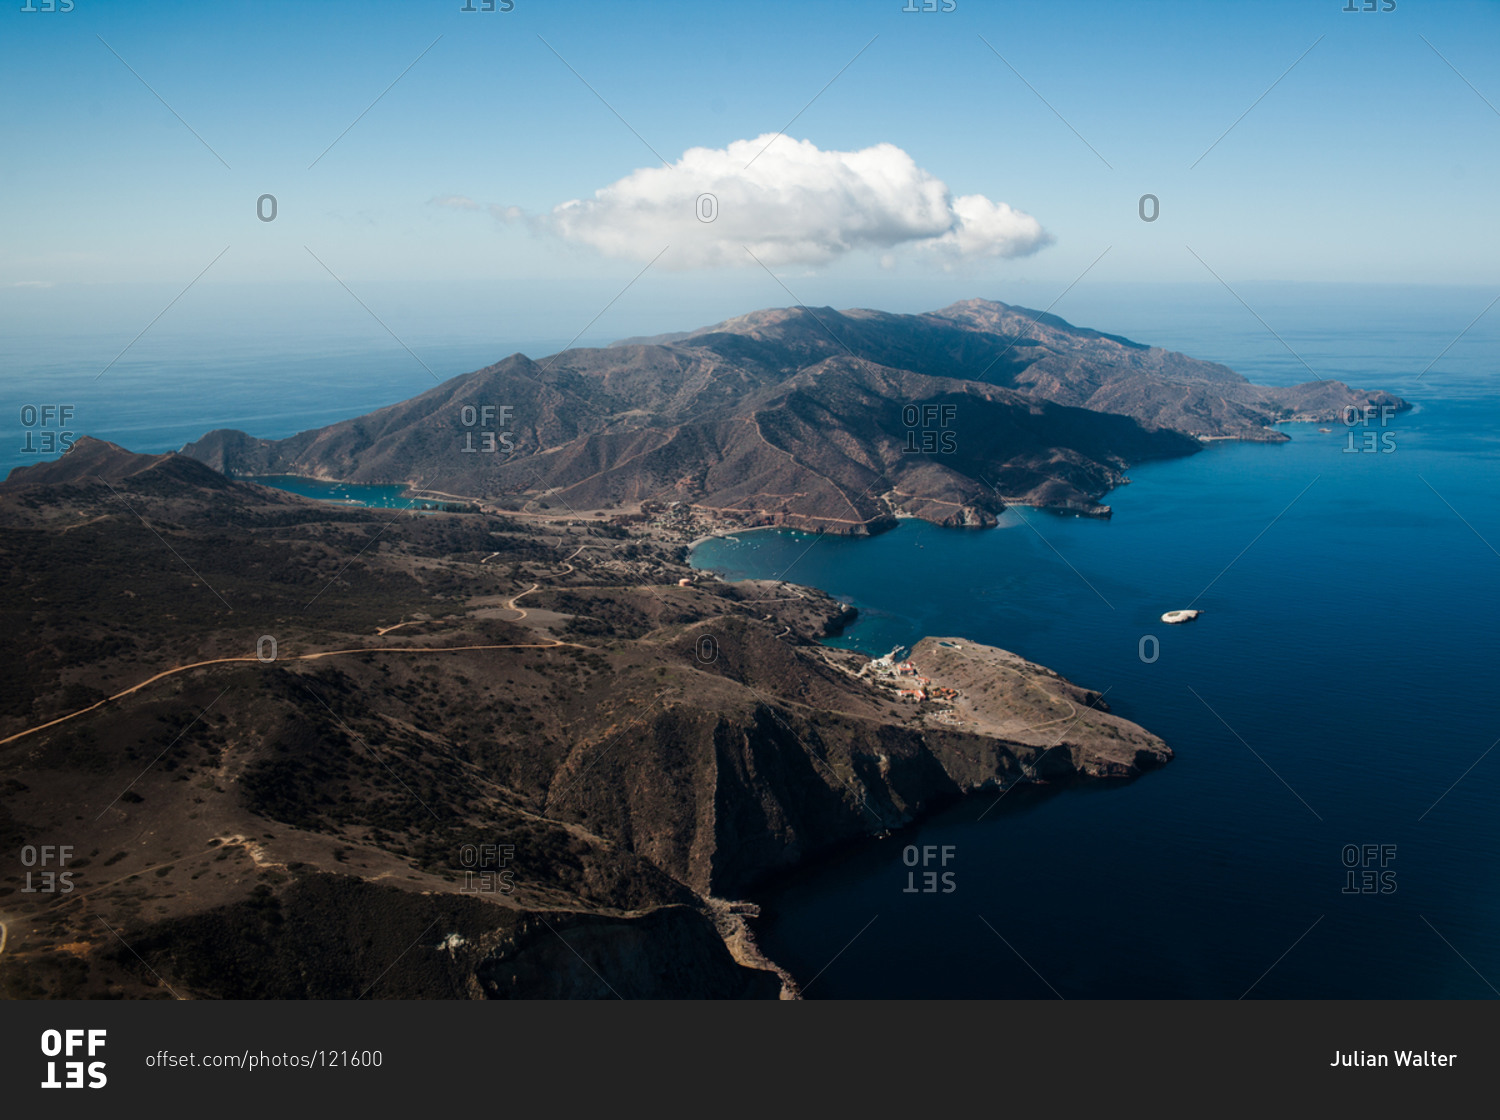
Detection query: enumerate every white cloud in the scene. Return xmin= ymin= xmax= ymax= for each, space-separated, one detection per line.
xmin=546 ymin=135 xmax=1052 ymax=269
xmin=429 ymin=194 xmax=480 ymax=211
xmin=933 ymin=194 xmax=1053 ymax=259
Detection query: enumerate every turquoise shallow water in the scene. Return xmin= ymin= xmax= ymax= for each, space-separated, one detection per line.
xmin=244 ymin=476 xmax=431 ymax=510
xmin=694 ymin=369 xmax=1500 ymax=997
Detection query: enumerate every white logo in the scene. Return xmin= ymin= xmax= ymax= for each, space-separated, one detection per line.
xmin=40 ymin=1029 xmax=107 ymax=1089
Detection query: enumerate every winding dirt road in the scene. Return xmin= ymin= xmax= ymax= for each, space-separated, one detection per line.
xmin=2 ymin=542 xmax=611 ymax=750
xmin=0 ymin=639 xmax=581 ymax=749
xmin=503 ymin=583 xmax=542 ymax=620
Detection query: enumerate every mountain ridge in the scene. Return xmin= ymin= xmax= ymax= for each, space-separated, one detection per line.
xmin=177 ymin=298 xmax=1407 ymax=530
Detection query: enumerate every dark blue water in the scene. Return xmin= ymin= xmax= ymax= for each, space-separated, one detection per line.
xmin=694 ymin=320 xmax=1500 ymax=998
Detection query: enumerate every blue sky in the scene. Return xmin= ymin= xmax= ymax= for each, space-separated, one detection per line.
xmin=2 ymin=0 xmax=1498 ymax=347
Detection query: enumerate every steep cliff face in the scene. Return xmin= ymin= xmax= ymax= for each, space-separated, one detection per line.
xmin=539 ymin=620 xmax=1171 ymax=899
xmin=476 ymin=907 xmax=783 ymax=999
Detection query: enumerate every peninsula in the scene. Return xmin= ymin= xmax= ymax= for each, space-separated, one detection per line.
xmin=0 ymin=436 xmax=1164 ymax=999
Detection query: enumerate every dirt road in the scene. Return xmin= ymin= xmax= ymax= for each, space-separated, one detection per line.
xmin=0 ymin=640 xmax=581 ymax=749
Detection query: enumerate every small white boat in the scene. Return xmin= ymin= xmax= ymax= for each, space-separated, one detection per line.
xmin=1161 ymin=609 xmax=1201 ymax=624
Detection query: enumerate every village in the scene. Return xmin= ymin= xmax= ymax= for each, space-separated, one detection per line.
xmin=615 ymin=499 xmax=758 ymax=543
xmin=860 ymin=646 xmax=962 ymax=717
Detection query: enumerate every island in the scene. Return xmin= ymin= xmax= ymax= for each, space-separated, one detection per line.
xmin=182 ymin=298 xmax=1406 ymax=529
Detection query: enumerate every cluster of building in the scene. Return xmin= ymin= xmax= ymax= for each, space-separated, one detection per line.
xmin=862 ymin=648 xmax=959 ymax=705
xmin=627 ymin=499 xmax=744 ymax=541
